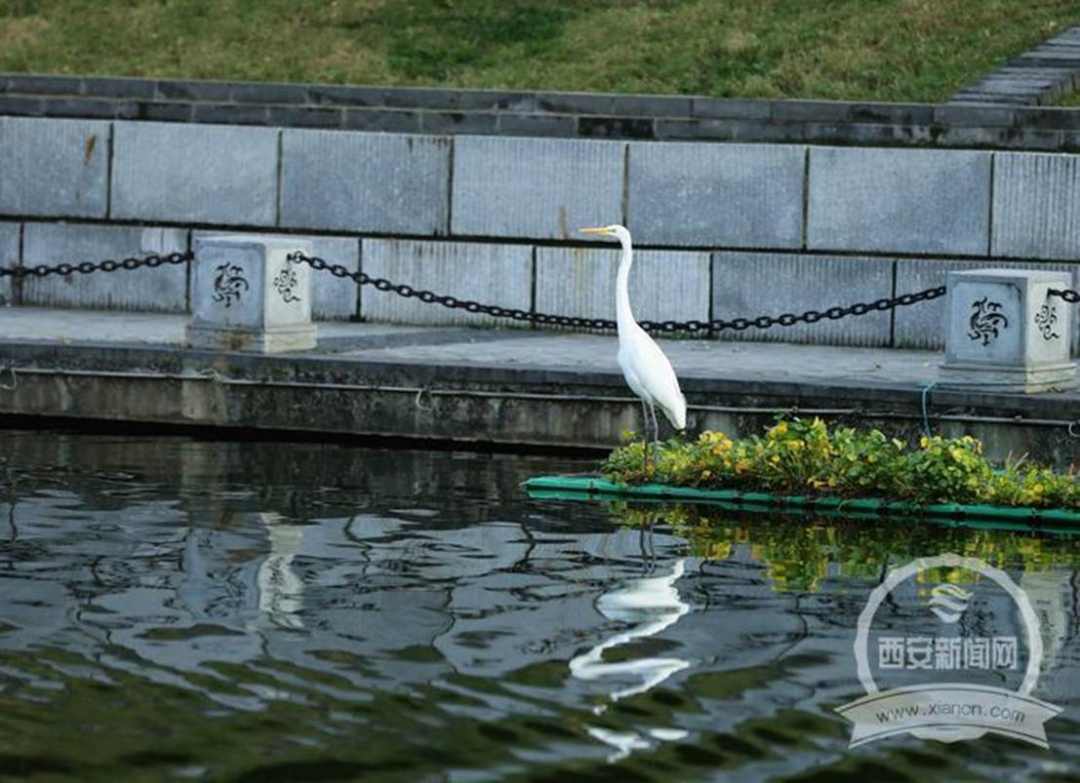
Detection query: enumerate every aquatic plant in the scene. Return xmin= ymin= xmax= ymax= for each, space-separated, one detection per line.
xmin=603 ymin=418 xmax=1080 ymax=508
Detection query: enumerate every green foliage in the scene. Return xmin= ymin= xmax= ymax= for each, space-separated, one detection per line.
xmin=603 ymin=418 xmax=1080 ymax=509
xmin=611 ymin=501 xmax=1080 ymax=593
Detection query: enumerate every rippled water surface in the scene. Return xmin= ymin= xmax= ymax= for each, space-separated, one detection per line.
xmin=1 ymin=428 xmax=1079 ymax=782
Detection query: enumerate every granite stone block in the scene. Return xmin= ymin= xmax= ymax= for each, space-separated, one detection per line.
xmin=341 ymin=108 xmax=422 ymax=133
xmin=578 ymin=117 xmax=655 ymax=140
xmin=40 ymin=97 xmax=130 ymax=120
xmin=992 ymin=152 xmax=1080 ymax=260
xmin=420 ymin=111 xmax=498 ymax=135
xmin=0 ymin=96 xmax=42 ymax=116
xmin=712 ymin=252 xmax=893 ymax=346
xmin=848 ymin=103 xmax=935 ymax=125
xmin=770 ymin=100 xmax=852 ymax=123
xmin=21 ymin=222 xmax=189 ymax=312
xmin=231 ymin=82 xmax=310 ymax=104
xmin=194 ymin=230 xmax=359 ymax=321
xmin=535 ymin=92 xmax=614 ymax=115
xmin=192 ymin=103 xmax=269 ymax=125
xmin=112 ymin=122 xmax=279 ymax=226
xmin=307 ymin=85 xmax=385 ymax=107
xmin=361 ymin=239 xmax=531 ymax=327
xmin=267 ymin=106 xmax=343 ymax=129
xmin=934 ymin=105 xmax=1019 ymax=127
xmin=155 ymin=79 xmax=233 ymax=102
xmin=654 ymin=118 xmax=740 ymax=142
xmin=0 ymin=222 xmax=18 ymax=306
xmin=940 ymin=268 xmax=1075 ymax=391
xmin=535 ymin=246 xmax=710 ymax=325
xmin=1017 ymin=108 xmax=1080 ymax=131
xmin=803 ymin=122 xmax=933 ymax=146
xmin=81 ymin=77 xmax=157 ymax=100
xmin=497 ymin=113 xmax=577 ymax=137
xmin=188 ymin=235 xmax=316 ymax=353
xmin=807 ymin=147 xmax=992 ymax=256
xmin=131 ymin=101 xmax=194 ymax=122
xmin=3 ymin=75 xmax=82 ymax=96
xmin=0 ymin=117 xmax=109 ymax=218
xmin=690 ymin=98 xmax=771 ymax=120
xmin=280 ymin=130 xmax=451 ymax=235
xmin=937 ymin=127 xmax=1062 ymax=151
xmin=451 ymin=136 xmax=624 ymax=240
xmin=627 ymin=142 xmax=805 ymax=248
xmin=893 ymin=257 xmax=1079 ymax=353
xmin=608 ymin=94 xmax=692 ymax=118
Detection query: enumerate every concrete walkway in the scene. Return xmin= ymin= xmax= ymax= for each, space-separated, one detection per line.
xmin=0 ymin=306 xmax=942 ymax=388
xmin=0 ymin=306 xmax=1077 ymax=462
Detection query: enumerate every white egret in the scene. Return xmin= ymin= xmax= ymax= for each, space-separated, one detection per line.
xmin=579 ymin=225 xmax=686 ymax=468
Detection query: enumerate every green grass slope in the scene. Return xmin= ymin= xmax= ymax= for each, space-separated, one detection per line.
xmin=2 ymin=0 xmax=1079 ymax=101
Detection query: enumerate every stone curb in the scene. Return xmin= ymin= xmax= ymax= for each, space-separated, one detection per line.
xmin=3 ymin=73 xmax=1080 ymax=150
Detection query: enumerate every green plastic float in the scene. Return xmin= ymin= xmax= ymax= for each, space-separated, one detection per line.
xmin=524 ymin=475 xmax=1080 ymax=531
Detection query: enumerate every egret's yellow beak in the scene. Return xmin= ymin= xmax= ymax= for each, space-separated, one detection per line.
xmin=578 ymin=226 xmax=610 ymax=236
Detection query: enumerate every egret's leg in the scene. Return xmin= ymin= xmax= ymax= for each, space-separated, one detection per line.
xmin=640 ymin=398 xmax=651 ymax=471
xmin=647 ymin=402 xmax=660 ymax=472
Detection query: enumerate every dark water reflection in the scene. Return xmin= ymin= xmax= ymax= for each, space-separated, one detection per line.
xmin=0 ymin=429 xmax=1079 ymax=781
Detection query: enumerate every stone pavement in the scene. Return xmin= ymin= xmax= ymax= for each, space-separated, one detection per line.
xmin=0 ymin=306 xmax=1077 ymax=463
xmin=0 ymin=305 xmax=944 ymax=390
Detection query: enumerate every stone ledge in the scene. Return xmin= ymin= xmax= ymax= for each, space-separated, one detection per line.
xmin=3 ymin=73 xmax=1080 ymax=150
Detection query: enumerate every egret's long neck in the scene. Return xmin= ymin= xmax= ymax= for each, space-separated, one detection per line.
xmin=615 ymin=234 xmax=635 ymax=335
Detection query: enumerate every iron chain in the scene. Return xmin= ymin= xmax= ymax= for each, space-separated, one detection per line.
xmin=0 ymin=251 xmax=194 ymax=280
xmin=288 ymin=251 xmax=947 ymax=334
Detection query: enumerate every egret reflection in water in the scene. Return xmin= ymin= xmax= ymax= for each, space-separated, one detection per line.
xmin=569 ymin=519 xmax=694 ymax=762
xmin=569 ymin=557 xmax=692 ymax=704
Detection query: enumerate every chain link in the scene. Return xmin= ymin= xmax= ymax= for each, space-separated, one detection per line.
xmin=0 ymin=251 xmax=193 ymax=280
xmin=288 ymin=251 xmax=947 ymax=334
xmin=1050 ymin=288 xmax=1080 ymax=304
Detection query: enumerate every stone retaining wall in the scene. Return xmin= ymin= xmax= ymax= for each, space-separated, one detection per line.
xmin=5 ymin=72 xmax=1080 ymax=151
xmin=1 ymin=112 xmax=1079 ymax=351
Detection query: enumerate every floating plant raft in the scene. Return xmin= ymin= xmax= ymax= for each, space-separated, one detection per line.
xmin=526 ymin=419 xmax=1080 ymax=530
xmin=523 ymin=475 xmax=1080 ymax=528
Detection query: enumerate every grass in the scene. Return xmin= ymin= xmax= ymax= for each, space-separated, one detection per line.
xmin=1 ymin=0 xmax=1079 ymax=102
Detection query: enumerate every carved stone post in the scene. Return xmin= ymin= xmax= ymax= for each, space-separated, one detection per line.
xmin=187 ymin=235 xmax=317 ymax=353
xmin=941 ymin=269 xmax=1076 ymax=392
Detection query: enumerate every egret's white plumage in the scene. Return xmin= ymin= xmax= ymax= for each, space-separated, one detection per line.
xmin=580 ymin=225 xmax=686 ymax=459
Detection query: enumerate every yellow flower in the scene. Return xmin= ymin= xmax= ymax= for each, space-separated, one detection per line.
xmin=735 ymin=460 xmax=751 ymax=474
xmin=769 ymin=421 xmax=789 ymax=438
xmin=920 ymin=436 xmax=930 ymax=449
xmin=770 ymin=455 xmax=781 ymax=464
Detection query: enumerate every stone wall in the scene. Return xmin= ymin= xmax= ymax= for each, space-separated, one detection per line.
xmin=1 ymin=111 xmax=1079 ymax=350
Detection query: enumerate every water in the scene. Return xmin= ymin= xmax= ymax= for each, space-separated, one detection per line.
xmin=0 ymin=428 xmax=1079 ymax=782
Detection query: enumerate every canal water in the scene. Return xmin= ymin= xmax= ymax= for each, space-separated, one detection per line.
xmin=0 ymin=428 xmax=1078 ymax=782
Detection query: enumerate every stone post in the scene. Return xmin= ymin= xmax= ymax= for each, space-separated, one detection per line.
xmin=187 ymin=235 xmax=317 ymax=353
xmin=941 ymin=269 xmax=1076 ymax=392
